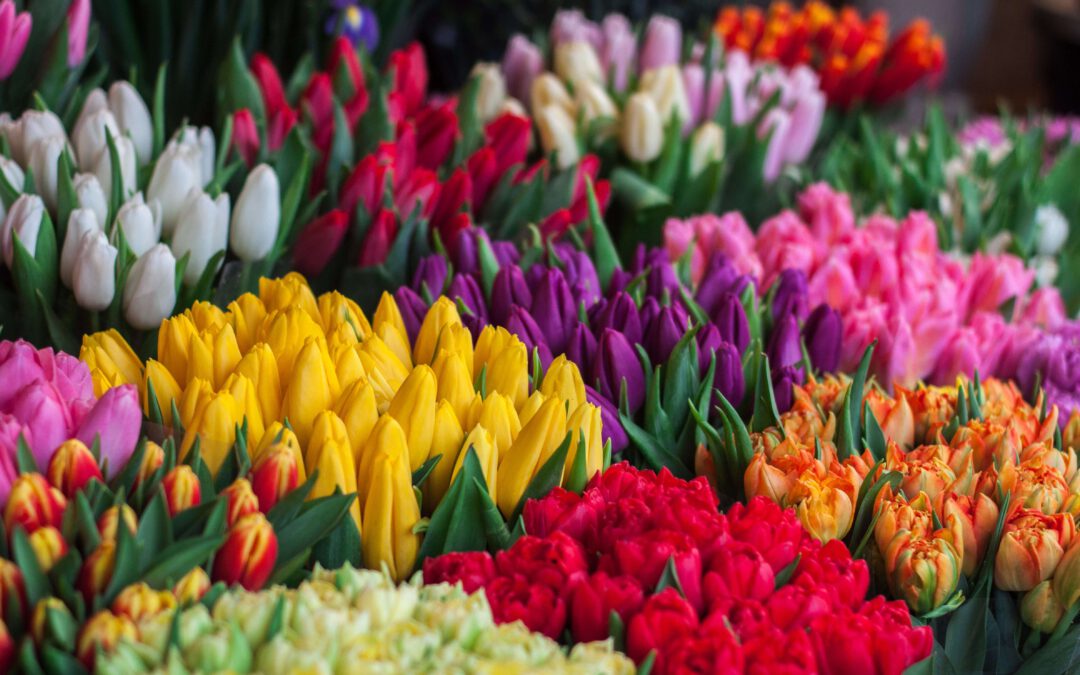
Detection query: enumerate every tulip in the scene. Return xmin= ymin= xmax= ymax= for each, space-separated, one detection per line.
xmin=60 ymin=209 xmax=100 ymax=290
xmin=789 ymin=474 xmax=855 ymax=542
xmin=502 ymin=34 xmax=544 ymax=105
xmin=177 ymin=125 xmax=216 ymax=185
xmin=884 ymin=530 xmax=962 ymax=615
xmin=108 ymin=81 xmax=153 ymax=164
xmin=306 ymin=411 xmax=361 ymax=530
xmin=46 ymin=439 xmax=102 ymax=497
xmin=80 ymin=329 xmax=142 ymax=397
xmin=638 ymin=65 xmax=691 ymax=129
xmin=222 ymin=478 xmax=260 ymax=527
xmin=147 ymin=141 xmax=204 ymax=236
xmin=280 ymin=339 xmax=335 ymax=448
xmin=565 ymin=403 xmax=603 ymax=483
xmin=767 ymin=312 xmax=803 ymax=371
xmin=621 ymin=93 xmax=663 ymax=163
xmin=1022 ymin=580 xmax=1065 ymax=633
xmin=4 ymin=473 xmax=66 ymax=534
xmin=453 ymin=425 xmax=498 ymax=501
xmin=249 ymin=445 xmax=298 ymax=513
xmin=937 ymin=492 xmax=999 ymax=576
xmin=111 ymin=582 xmax=177 ymax=624
xmin=66 ymin=0 xmax=90 ymax=65
xmin=171 ymin=189 xmax=230 ymax=285
xmin=554 ymin=41 xmax=603 ymax=88
xmin=96 ymin=505 xmax=137 ymax=541
xmin=0 ymin=1 xmax=30 ymax=80
xmin=10 ymin=110 xmax=64 ymax=167
xmin=92 ymin=134 xmax=138 ymax=201
xmin=413 ymin=297 xmax=463 ymax=366
xmin=0 ymin=559 xmax=26 ymax=619
xmin=230 ymin=164 xmax=280 ymax=262
xmin=689 ymin=121 xmax=725 ymax=177
xmin=385 ymin=366 xmax=438 ymax=471
xmin=1 ymin=192 xmax=44 ymax=269
xmin=0 ymin=620 xmax=11 ymax=673
xmin=78 ymin=540 xmax=117 ymax=600
xmin=213 ymin=512 xmax=278 ymax=591
xmin=73 ymin=173 xmax=108 ymax=226
xmin=995 ymin=510 xmax=1076 ymax=592
xmin=361 ymin=441 xmax=420 ymax=582
xmin=76 ymin=384 xmax=142 ymax=477
xmin=74 ymin=107 xmax=119 ymax=172
xmin=471 ymin=62 xmax=507 ymax=123
xmin=422 ymin=401 xmax=466 ymax=508
xmin=536 ymin=105 xmax=579 ymax=170
xmin=76 ymin=611 xmax=137 ymax=668
xmin=803 ymin=304 xmax=841 ymax=373
xmin=173 ymin=567 xmax=211 ymax=605
xmin=594 ymin=328 xmax=645 ymax=414
xmin=712 ymin=291 xmax=750 ymax=354
xmin=231 ymin=108 xmax=260 ymax=167
xmin=72 ymin=228 xmax=118 ymax=311
xmin=640 ymin=15 xmax=682 ymax=73
xmin=1052 ymin=538 xmax=1080 ymax=608
xmin=497 ymin=398 xmax=568 ymax=517
xmin=123 ymin=243 xmax=177 ymax=330
xmin=28 ymin=526 xmax=67 ymax=572
xmin=115 ymin=192 xmax=162 ymax=257
xmin=160 ymin=465 xmax=201 ymax=516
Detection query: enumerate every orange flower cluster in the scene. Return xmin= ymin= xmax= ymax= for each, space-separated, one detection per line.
xmin=741 ymin=375 xmax=1080 ymax=624
xmin=714 ymin=1 xmax=945 ymax=108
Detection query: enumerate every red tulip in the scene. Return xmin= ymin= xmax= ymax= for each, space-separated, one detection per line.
xmin=415 ymin=103 xmax=457 ymax=170
xmin=329 ymin=37 xmax=369 ymax=127
xmin=249 ymin=446 xmax=298 ymax=513
xmin=539 ymin=208 xmax=572 ymax=241
xmin=429 ymin=168 xmax=471 ymax=238
xmin=267 ymin=105 xmax=297 ymax=151
xmin=77 ymin=540 xmax=116 ymax=602
xmin=221 ymin=478 xmax=260 ymax=527
xmin=0 ymin=559 xmax=27 ymax=618
xmin=394 ymin=167 xmax=440 ymax=219
xmin=46 ymin=439 xmax=103 ymax=498
xmin=568 ymin=178 xmax=610 ymax=226
xmin=485 ymin=113 xmax=530 ymax=175
xmin=302 ymin=72 xmax=336 ymax=152
xmin=485 ymin=574 xmax=567 ymax=639
xmin=293 ymin=209 xmax=349 ymax=276
xmin=160 ymin=465 xmax=201 ymax=516
xmin=466 ymin=147 xmax=498 ymax=213
xmin=388 ymin=42 xmax=428 ymax=118
xmin=340 ymin=155 xmax=391 ymax=221
xmin=212 ymin=513 xmax=278 ymax=590
xmin=569 ymin=572 xmax=645 ymax=643
xmin=251 ymin=53 xmax=289 ymax=114
xmin=0 ymin=620 xmax=13 ymax=673
xmin=494 ymin=532 xmax=589 ymax=596
xmin=231 ymin=108 xmax=260 ymax=166
xmin=357 ymin=209 xmax=399 ymax=267
xmin=4 ymin=473 xmax=66 ymax=535
xmin=626 ymin=588 xmax=699 ymax=670
xmin=422 ymin=551 xmax=496 ymax=594
xmin=602 ymin=530 xmax=704 ymax=613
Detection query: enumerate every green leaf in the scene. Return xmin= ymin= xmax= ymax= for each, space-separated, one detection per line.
xmin=103 ymin=516 xmax=140 ymax=604
xmin=11 ymin=528 xmax=50 ymax=605
xmin=619 ymin=411 xmax=693 ymax=479
xmin=55 ymin=150 xmax=78 ymax=243
xmin=266 ymin=471 xmax=317 ymax=530
xmin=774 ymin=554 xmax=801 ymax=589
xmin=412 ymin=454 xmax=442 ymax=488
xmin=217 ymin=37 xmax=266 ymax=120
xmin=507 ymin=431 xmax=574 ymax=530
xmin=565 ymin=431 xmax=590 ymax=494
xmin=586 ymin=177 xmax=620 ymax=289
xmin=140 ymin=535 xmax=225 ymax=589
xmin=837 ymin=342 xmax=875 ymax=460
xmin=272 ymin=493 xmax=356 ymax=572
xmin=863 ymin=404 xmax=888 ymax=460
xmin=310 ymin=511 xmax=362 ymax=571
xmin=152 ymin=63 xmax=168 ymax=159
xmin=749 ymin=354 xmax=783 ymax=434
xmin=136 ymin=491 xmax=174 ymax=569
xmin=846 ymin=469 xmax=902 ymax=555
xmin=16 ymin=434 xmax=39 ymax=473
xmin=653 ymin=556 xmax=686 ymax=597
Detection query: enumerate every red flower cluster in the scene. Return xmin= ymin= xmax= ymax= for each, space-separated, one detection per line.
xmin=714 ymin=1 xmax=945 ymax=108
xmin=423 ymin=463 xmax=931 ymax=675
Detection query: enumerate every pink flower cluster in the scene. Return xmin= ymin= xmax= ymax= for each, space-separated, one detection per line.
xmin=664 ymin=183 xmax=1063 ymax=388
xmin=0 ymin=340 xmax=141 ymax=502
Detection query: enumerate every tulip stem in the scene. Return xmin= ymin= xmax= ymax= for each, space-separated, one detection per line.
xmin=1048 ymin=602 xmax=1080 ymax=644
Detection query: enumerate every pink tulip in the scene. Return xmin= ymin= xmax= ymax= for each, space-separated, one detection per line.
xmin=0 ymin=0 xmax=31 ymax=79
xmin=797 ymin=183 xmax=856 ymax=246
xmin=639 ymin=15 xmax=681 ymax=73
xmin=784 ymin=67 xmax=825 ymax=163
xmin=66 ymin=0 xmax=90 ymax=66
xmin=1020 ymin=287 xmax=1067 ymax=330
xmin=76 ymin=384 xmax=141 ymax=479
xmin=759 ymin=108 xmax=792 ymax=182
xmin=551 ymin=9 xmax=602 ymax=50
xmin=809 ymin=256 xmax=860 ymax=314
xmin=724 ymin=51 xmax=754 ymax=126
xmin=601 ymin=14 xmax=635 ymax=93
xmin=897 ymin=211 xmax=939 ymax=258
xmin=0 ymin=340 xmax=93 ymax=411
xmin=755 ymin=210 xmax=819 ymax=287
xmin=502 ymin=35 xmax=544 ymax=106
xmin=694 ymin=212 xmax=762 ymax=281
xmin=961 ymin=252 xmax=1035 ymax=320
xmin=9 ymin=381 xmax=74 ymax=468
xmin=663 ymin=217 xmax=705 ymax=284
xmin=682 ymin=64 xmax=724 ymax=129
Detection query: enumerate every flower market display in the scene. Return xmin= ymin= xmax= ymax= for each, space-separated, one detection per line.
xmin=3 ymin=1 xmax=1080 ymax=673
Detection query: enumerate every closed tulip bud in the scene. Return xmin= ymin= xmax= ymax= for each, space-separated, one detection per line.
xmin=92 ymin=134 xmax=137 ymax=200
xmin=160 ymin=465 xmax=201 ymax=516
xmin=531 ymin=73 xmax=574 ymax=116
xmin=177 ymin=377 xmax=213 ymax=430
xmin=575 ymin=80 xmax=618 ymax=137
xmin=176 ymin=125 xmax=215 ymax=186
xmin=430 ymin=351 xmax=472 ymax=423
xmin=78 ymin=540 xmax=117 ymax=600
xmin=171 ymin=189 xmax=229 ymax=285
xmin=884 ymin=530 xmax=962 ymax=615
xmin=789 ymin=474 xmax=855 ymax=542
xmin=423 ymin=401 xmax=466 ymax=508
xmin=5 ymin=473 xmax=66 ymax=534
xmin=173 ymin=567 xmax=211 ymax=605
xmin=29 ymin=526 xmax=68 ymax=573
xmin=142 ymin=359 xmax=180 ymax=425
xmin=536 ymin=104 xmax=580 ymax=170
xmin=621 ymin=93 xmax=663 ymax=163
xmin=259 ymin=272 xmax=319 ymax=318
xmin=12 ymin=110 xmax=65 ymax=167
xmin=386 ymin=366 xmax=438 ymax=471
xmin=31 ymin=597 xmax=72 ymax=644
xmin=483 ymin=334 xmax=530 ymax=411
xmin=114 ymin=192 xmax=162 ymax=257
xmin=147 ymin=141 xmax=203 ymax=236
xmin=639 ymin=15 xmax=681 ymax=73
xmin=250 ymin=445 xmax=298 ymax=513
xmin=222 ymin=478 xmax=260 ymax=526
xmin=108 ymin=81 xmax=153 ymax=164
xmin=497 ymin=398 xmax=568 ymax=517
xmin=213 ymin=513 xmax=278 ymax=590
xmin=96 ymin=505 xmax=137 ymax=541
xmin=111 ymin=582 xmax=176 ymax=623
xmin=358 ymin=336 xmax=410 ymax=411
xmin=60 ymin=208 xmax=100 ymax=289
xmin=76 ymin=611 xmax=137 ymax=668
xmin=413 ymin=296 xmax=463 ymax=367
xmin=471 ymin=62 xmax=507 ymax=123
xmin=133 ymin=441 xmax=165 ymax=488
xmin=306 ymin=410 xmax=361 ymax=530
xmin=0 ymin=560 xmax=27 ymax=618
xmin=74 ymin=172 xmax=109 ymax=227
xmin=639 ymin=65 xmax=690 ymax=130
xmin=230 ymin=164 xmax=280 ymax=262
xmin=689 ymin=122 xmax=724 ymax=177
xmin=454 ymin=425 xmax=498 ymax=501
xmin=81 ymin=329 xmax=142 ymax=397
xmin=181 ymin=389 xmax=242 ymax=475
xmin=46 ymin=439 xmax=102 ymax=497
xmin=335 ymin=379 xmax=379 ymax=458
xmin=803 ymin=304 xmax=841 ymax=374
xmin=122 ymin=243 xmax=177 ymax=330
xmin=74 ymin=107 xmax=118 ymax=170
xmin=566 ymin=402 xmax=604 ymax=483
xmin=281 ymin=339 xmax=336 ymax=448
xmin=1 ymin=192 xmax=44 ymax=269
xmin=1052 ymin=539 xmax=1080 ymax=608
xmin=231 ymin=108 xmax=260 ymax=166
xmin=72 ymin=228 xmax=118 ymax=311
xmin=541 ymin=355 xmax=587 ymax=411
xmin=937 ymin=492 xmax=999 ymax=576
xmin=554 ymin=41 xmax=603 ymax=88
xmin=1022 ymin=580 xmax=1065 ymax=633
xmin=995 ymin=510 xmax=1076 ymax=592
xmin=594 ymin=328 xmax=646 ymax=414
xmin=475 ymin=392 xmax=522 ymax=457
xmin=361 ymin=444 xmax=421 ymax=582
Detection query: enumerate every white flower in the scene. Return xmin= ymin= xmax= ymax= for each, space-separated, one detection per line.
xmin=60 ymin=208 xmax=101 ymax=287
xmin=1035 ymin=203 xmax=1069 ymax=256
xmin=73 ymin=108 xmax=119 ymax=171
xmin=177 ymin=125 xmax=215 ymax=187
xmin=530 ymin=74 xmax=574 ymax=117
xmin=108 ymin=81 xmax=154 ymax=164
xmin=73 ymin=173 xmax=108 ymax=228
xmin=92 ymin=134 xmax=137 ymax=202
xmin=28 ymin=134 xmax=66 ymax=212
xmin=122 ymin=244 xmax=177 ymax=330
xmin=12 ymin=110 xmax=66 ymax=167
xmin=689 ymin=121 xmax=724 ymax=177
xmin=170 ymin=188 xmax=229 ymax=285
xmin=471 ymin=62 xmax=507 ymax=124
xmin=72 ymin=228 xmax=117 ymax=311
xmin=1 ymin=193 xmax=45 ymax=268
xmin=114 ymin=192 xmax=162 ymax=257
xmin=638 ymin=65 xmax=691 ymax=129
xmin=147 ymin=140 xmax=203 ymax=236
xmin=0 ymin=156 xmax=24 ymax=223
xmin=230 ymin=164 xmax=280 ymax=262
xmin=535 ymin=104 xmax=579 ymax=170
xmin=553 ymin=41 xmax=604 ymax=89
xmin=620 ymin=93 xmax=663 ymax=163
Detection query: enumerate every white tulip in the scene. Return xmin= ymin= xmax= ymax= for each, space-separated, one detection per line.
xmin=108 ymin=81 xmax=153 ymax=165
xmin=1 ymin=194 xmax=45 ymax=268
xmin=0 ymin=156 xmax=24 ymax=223
xmin=177 ymin=125 xmax=215 ymax=186
xmin=230 ymin=164 xmax=280 ymax=262
xmin=71 ymin=88 xmax=108 ymax=143
xmin=530 ymin=73 xmax=574 ymax=117
xmin=72 ymin=108 xmax=119 ymax=171
xmin=689 ymin=121 xmax=725 ymax=177
xmin=638 ymin=65 xmax=691 ymax=129
xmin=471 ymin=62 xmax=507 ymax=124
xmin=621 ymin=93 xmax=663 ymax=163
xmin=147 ymin=140 xmax=203 ymax=236
xmin=123 ymin=243 xmax=177 ymax=330
xmin=536 ymin=105 xmax=580 ymax=170
xmin=61 ymin=208 xmax=101 ymax=287
xmin=170 ymin=189 xmax=229 ymax=285
xmin=73 ymin=173 xmax=108 ymax=228
xmin=554 ymin=41 xmax=604 ymax=88
xmin=575 ymin=80 xmax=618 ymax=132
xmin=1035 ymin=204 xmax=1069 ymax=257
xmin=28 ymin=134 xmax=66 ymax=212
xmin=114 ymin=193 xmax=162 ymax=257
xmin=499 ymin=98 xmax=528 ymax=118
xmin=12 ymin=110 xmax=66 ymax=167
xmin=72 ymin=228 xmax=117 ymax=311
xmin=92 ymin=134 xmax=137 ymax=202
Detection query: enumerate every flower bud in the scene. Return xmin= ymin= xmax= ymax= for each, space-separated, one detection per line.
xmin=115 ymin=192 xmax=162 ymax=257
xmin=0 ymin=560 xmax=27 ymax=618
xmin=78 ymin=540 xmax=117 ymax=601
xmin=74 ymin=108 xmax=118 ymax=170
xmin=46 ymin=439 xmax=103 ymax=497
xmin=108 ymin=81 xmax=153 ymax=164
xmin=530 ymin=73 xmax=574 ymax=116
xmin=387 ymin=365 xmax=438 ymax=471
xmin=1022 ymin=580 xmax=1065 ymax=633
xmin=147 ymin=140 xmax=203 ymax=235
xmin=72 ymin=227 xmax=118 ymax=311
xmin=536 ymin=105 xmax=579 ymax=170
xmin=639 ymin=65 xmax=690 ymax=129
xmin=76 ymin=611 xmax=137 ymax=668
xmin=230 ymin=164 xmax=280 ymax=262
xmin=97 ymin=504 xmax=138 ymax=541
xmin=554 ymin=41 xmax=603 ymax=88
xmin=160 ymin=465 xmax=201 ymax=516
xmin=74 ymin=172 xmax=108 ymax=227
xmin=4 ymin=473 xmax=67 ymax=534
xmin=689 ymin=121 xmax=724 ymax=177
xmin=1 ymin=192 xmax=45 ymax=269
xmin=221 ymin=478 xmax=260 ymax=526
xmin=471 ymin=62 xmax=507 ymax=123
xmin=249 ymin=445 xmax=298 ymax=513
xmin=576 ymin=80 xmax=619 ymax=135
xmin=29 ymin=526 xmax=68 ymax=572
xmin=884 ymin=530 xmax=962 ymax=615
xmin=123 ymin=243 xmax=178 ymax=330
xmin=13 ymin=110 xmax=65 ymax=167
xmin=497 ymin=398 xmax=568 ymax=517
xmin=111 ymin=582 xmax=176 ymax=623
xmin=92 ymin=133 xmax=137 ymax=201
xmin=173 ymin=567 xmax=212 ymax=605
xmin=0 ymin=619 xmax=12 ymax=673
xmin=60 ymin=208 xmax=100 ymax=289
xmin=621 ymin=93 xmax=663 ymax=163
xmin=996 ymin=510 xmax=1076 ymax=592
xmin=639 ymin=15 xmax=681 ymax=72
xmin=133 ymin=441 xmax=165 ymax=488
xmin=212 ymin=513 xmax=278 ymax=590
xmin=361 ymin=442 xmax=420 ymax=582
xmin=30 ymin=597 xmax=72 ymax=644
xmin=171 ymin=189 xmax=230 ymax=285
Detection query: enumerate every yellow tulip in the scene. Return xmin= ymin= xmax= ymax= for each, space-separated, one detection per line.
xmin=433 ymin=351 xmax=475 ymax=423
xmin=181 ymin=390 xmax=243 ymax=475
xmin=259 ymin=272 xmax=319 ymax=322
xmin=234 ymin=343 xmax=282 ymax=424
xmin=474 ymin=325 xmax=515 ymax=375
xmin=185 ymin=301 xmax=227 ymax=332
xmin=453 ymin=425 xmax=498 ymax=503
xmin=177 ymin=378 xmax=214 ymax=430
xmin=475 ymin=392 xmax=521 ymax=458
xmin=281 ymin=338 xmax=337 ymax=447
xmin=565 ymin=403 xmax=603 ymax=483
xmin=413 ymin=297 xmax=462 ymax=366
xmin=142 ymin=359 xmax=181 ymax=425
xmin=372 ymin=292 xmax=409 ymax=349
xmin=81 ymin=330 xmax=143 ymax=395
xmin=496 ymin=398 xmax=568 ymax=517
xmin=461 ymin=391 xmax=484 ymax=429
xmin=306 ymin=411 xmax=361 ymax=531
xmin=331 ymin=341 xmax=367 ymax=393
xmin=357 ymin=414 xmax=408 ymax=505
xmin=486 ymin=338 xmax=528 ymax=410
xmin=541 ymin=355 xmax=587 ymax=411
xmin=377 ymin=320 xmax=413 ymax=373
xmin=435 ymin=323 xmax=474 ymax=379
xmin=252 ymin=422 xmax=306 ymax=483
xmin=187 ymin=323 xmax=242 ymax=390
xmin=361 ymin=444 xmax=420 ymax=582
xmin=258 ymin=307 xmax=326 ymax=383
xmin=335 ymin=380 xmax=379 ymax=464
xmin=227 ymin=292 xmax=268 ymax=354
xmin=789 ymin=474 xmax=857 ymax=542
xmin=157 ymin=314 xmax=198 ymax=384
xmin=357 ymin=335 xmax=409 ymax=413
xmin=386 ymin=366 xmax=438 ymax=471
xmin=221 ymin=373 xmax=266 ymax=445
xmin=319 ymin=291 xmax=371 ymax=342
xmin=517 ymin=391 xmax=548 ymax=428
xmin=422 ymin=401 xmax=465 ymax=510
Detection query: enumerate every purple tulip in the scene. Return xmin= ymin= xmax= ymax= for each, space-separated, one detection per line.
xmin=412 ymin=254 xmax=448 ymax=299
xmin=11 ymin=380 xmax=75 ymax=468
xmin=76 ymin=384 xmax=141 ymax=478
xmin=490 ymin=265 xmax=532 ymax=326
xmin=639 ymin=15 xmax=682 ymax=73
xmin=601 ymin=14 xmax=636 ymax=93
xmin=606 ymin=268 xmax=634 ymax=296
xmin=551 ymin=9 xmax=602 ymax=49
xmin=593 ymin=291 xmax=643 ymax=346
xmin=594 ymin=328 xmax=645 ymax=414
xmin=394 ymin=287 xmax=428 ymax=343
xmin=506 ymin=305 xmax=553 ymax=370
xmin=713 ymin=340 xmax=746 ymax=407
xmin=645 ymin=304 xmax=687 ymax=364
xmin=711 ymin=292 xmax=750 ymax=355
xmin=803 ymin=304 xmax=841 ymax=373
xmin=646 ymin=253 xmax=681 ymax=301
xmin=448 ymin=273 xmax=488 ymax=326
xmin=502 ymin=34 xmax=544 ymax=106
xmin=529 ymin=268 xmax=577 ymax=356
xmin=772 ymin=365 xmax=800 ymax=414
xmin=450 ymin=228 xmax=481 ymax=276
xmin=491 ymin=240 xmax=520 ymax=267
xmin=682 ymin=63 xmax=724 ymax=128
xmin=566 ymin=323 xmax=597 ymax=372
xmin=767 ymin=311 xmax=803 ymax=371
xmin=697 ymin=323 xmax=723 ymax=373
xmin=587 ymin=384 xmax=629 ymax=454
xmin=553 ymin=244 xmax=602 ymax=307
xmin=695 ymin=253 xmax=746 ymax=316
xmin=771 ymin=269 xmax=809 ymax=322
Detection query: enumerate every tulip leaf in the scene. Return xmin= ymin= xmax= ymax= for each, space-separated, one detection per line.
xmin=417 ymin=449 xmax=483 ymax=563
xmin=311 ymin=512 xmax=362 ymax=571
xmin=847 ymin=468 xmax=901 ymax=557
xmin=11 ymin=528 xmax=50 ymax=606
xmin=327 ymin=101 xmax=354 ymax=201
xmin=273 ymin=493 xmax=355 ymax=571
xmin=637 ymin=650 xmax=657 ymax=675
xmin=217 ymin=37 xmax=266 ymax=121
xmin=0 ymin=160 xmax=19 ymax=209
xmin=474 ymin=477 xmax=513 ymax=552
xmin=74 ymin=492 xmax=102 ymax=552
xmin=273 ymin=151 xmax=312 ymax=259
xmin=266 ymin=471 xmax=318 ymax=530
xmin=42 ymin=603 xmax=77 ymax=652
xmin=944 ymin=578 xmax=989 ymax=673
xmin=654 ymin=556 xmax=687 ymax=598
xmin=508 ymin=431 xmax=574 ymax=526
xmin=476 ymin=234 xmax=500 ymax=299
xmin=103 ymin=515 xmax=141 ymax=604
xmin=202 ymin=498 xmax=229 ymax=540
xmin=662 ymin=324 xmax=701 ymax=434
xmin=411 ymin=454 xmax=442 ymax=488
xmin=140 ymin=534 xmax=225 ymax=589
xmin=172 ymin=500 xmax=227 ymax=541
xmin=137 ymin=491 xmax=174 ymax=569
xmin=565 ymin=430 xmax=591 ymax=495
xmin=496 ymin=173 xmax=545 ymax=240
xmin=17 ymin=639 xmax=46 ymax=675
xmin=451 ymin=73 xmax=482 ymax=167
xmin=152 ymin=63 xmax=168 ymax=159
xmin=773 ymin=554 xmax=801 ymax=590
xmin=862 ymin=405 xmax=888 ymax=461
xmin=749 ymin=355 xmax=783 ymax=435
xmin=713 ymin=388 xmax=754 ymax=482
xmin=15 ymin=434 xmax=39 ymax=474
xmin=264 ymin=595 xmax=288 ymax=643
xmin=619 ymin=411 xmax=692 ymax=479
xmin=103 ymin=127 xmax=125 ymax=230
xmin=200 ymin=582 xmax=228 ymax=611
xmin=585 ymin=177 xmax=620 ymax=290
xmin=55 ymin=150 xmax=77 ymax=243
xmin=837 ymin=342 xmax=875 ymax=460
xmin=1015 ymin=624 xmax=1080 ymax=675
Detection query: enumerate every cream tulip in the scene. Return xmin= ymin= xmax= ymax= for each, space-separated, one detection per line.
xmin=123 ymin=244 xmax=177 ymax=330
